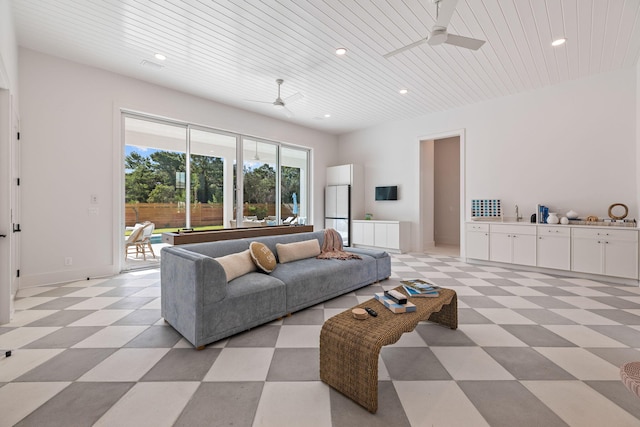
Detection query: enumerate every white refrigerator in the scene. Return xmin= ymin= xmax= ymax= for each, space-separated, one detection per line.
xmin=324 ymin=185 xmax=351 ymax=246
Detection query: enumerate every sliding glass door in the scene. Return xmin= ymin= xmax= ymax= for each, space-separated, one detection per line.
xmin=241 ymin=138 xmax=278 ymax=225
xmin=190 ymin=128 xmax=237 ymax=229
xmin=124 ymin=117 xmax=187 ymax=231
xmin=281 ymin=146 xmax=309 ymax=224
xmin=122 ymin=112 xmax=311 ymax=268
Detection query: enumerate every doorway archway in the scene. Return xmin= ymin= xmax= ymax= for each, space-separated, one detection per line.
xmin=419 ymin=130 xmax=466 ymax=256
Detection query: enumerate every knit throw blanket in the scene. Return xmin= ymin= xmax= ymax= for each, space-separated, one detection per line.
xmin=317 ymin=228 xmax=362 ymax=260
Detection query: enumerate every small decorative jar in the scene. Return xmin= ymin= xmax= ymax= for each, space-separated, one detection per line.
xmin=547 ymin=212 xmax=560 ymax=224
xmin=566 ymin=210 xmax=578 ymax=219
xmin=560 ymin=216 xmax=569 ymax=225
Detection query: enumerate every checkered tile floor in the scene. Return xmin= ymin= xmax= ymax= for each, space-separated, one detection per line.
xmin=2 ymin=253 xmax=640 ymax=426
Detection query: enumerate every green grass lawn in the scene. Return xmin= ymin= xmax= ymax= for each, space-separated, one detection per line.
xmin=125 ymin=225 xmax=224 ymax=236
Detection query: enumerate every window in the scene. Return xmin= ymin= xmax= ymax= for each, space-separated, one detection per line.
xmin=123 ymin=113 xmax=310 ymax=240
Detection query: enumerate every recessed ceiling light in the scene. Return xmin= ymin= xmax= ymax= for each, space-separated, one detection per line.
xmin=335 ymin=48 xmax=347 ymax=56
xmin=399 ymin=89 xmax=408 ymax=95
xmin=551 ymin=38 xmax=566 ymax=47
xmin=154 ymin=53 xmax=167 ymax=61
xmin=324 ymin=114 xmax=331 ymax=118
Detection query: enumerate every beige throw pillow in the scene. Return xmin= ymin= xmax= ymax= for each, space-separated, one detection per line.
xmin=276 ymin=239 xmax=321 ymax=264
xmin=215 ymin=249 xmax=257 ymax=282
xmin=249 ymin=241 xmax=277 ymax=273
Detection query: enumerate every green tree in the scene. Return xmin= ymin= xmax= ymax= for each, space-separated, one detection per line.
xmin=243 ymin=163 xmax=276 ymax=204
xmin=191 ymin=155 xmax=224 ymax=204
xmin=281 ymin=166 xmax=300 ymax=206
xmin=147 ymin=184 xmax=176 ymax=203
xmin=125 ymin=152 xmax=156 ymax=203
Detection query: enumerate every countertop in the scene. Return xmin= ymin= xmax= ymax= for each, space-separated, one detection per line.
xmin=469 ymin=218 xmax=637 ymax=228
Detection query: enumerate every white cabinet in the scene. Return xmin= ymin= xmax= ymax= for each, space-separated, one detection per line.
xmin=465 ymin=221 xmax=639 ymax=282
xmin=326 ymin=165 xmax=353 ymax=186
xmin=572 ymin=228 xmax=638 ymax=279
xmin=326 ymin=164 xmax=364 ymax=222
xmin=537 ymin=226 xmax=571 ymax=271
xmin=465 ymin=223 xmax=489 ymax=260
xmin=489 ymin=224 xmax=536 ymax=266
xmin=352 ymin=221 xmax=374 ymax=247
xmin=352 ymin=220 xmax=408 ymax=253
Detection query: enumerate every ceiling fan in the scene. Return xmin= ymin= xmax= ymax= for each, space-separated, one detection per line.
xmin=246 ymin=79 xmax=303 ymax=118
xmin=383 ymin=0 xmax=485 ymax=58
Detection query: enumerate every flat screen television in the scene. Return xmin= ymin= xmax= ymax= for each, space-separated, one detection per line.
xmin=375 ymin=186 xmax=398 ymax=201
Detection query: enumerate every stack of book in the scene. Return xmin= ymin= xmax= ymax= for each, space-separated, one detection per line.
xmin=374 ymin=293 xmax=416 ymax=313
xmin=401 ymin=279 xmax=440 ymax=298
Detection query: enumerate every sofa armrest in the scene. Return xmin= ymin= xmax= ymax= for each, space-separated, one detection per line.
xmin=160 ymin=247 xmax=227 ymax=346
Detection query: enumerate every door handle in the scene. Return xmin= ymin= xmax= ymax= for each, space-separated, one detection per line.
xmin=12 ymin=224 xmax=21 ymax=233
xmin=0 ymin=234 xmax=6 ymax=238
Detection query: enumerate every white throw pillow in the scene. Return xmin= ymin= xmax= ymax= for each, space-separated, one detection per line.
xmin=276 ymin=239 xmax=321 ymax=264
xmin=215 ymin=249 xmax=257 ymax=282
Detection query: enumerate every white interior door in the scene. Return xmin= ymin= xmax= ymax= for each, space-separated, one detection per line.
xmin=10 ymin=99 xmax=20 ymax=308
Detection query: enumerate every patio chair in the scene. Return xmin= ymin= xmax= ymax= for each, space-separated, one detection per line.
xmin=137 ymin=222 xmax=156 ymax=259
xmin=124 ymin=224 xmax=146 ymax=260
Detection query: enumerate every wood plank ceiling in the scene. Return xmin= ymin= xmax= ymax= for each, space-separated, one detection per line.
xmin=10 ymin=0 xmax=640 ymax=135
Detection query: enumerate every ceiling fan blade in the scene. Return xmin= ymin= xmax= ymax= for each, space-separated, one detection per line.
xmin=284 ymin=92 xmax=304 ymax=104
xmin=444 ymin=33 xmax=485 ymax=50
xmin=383 ymin=38 xmax=428 ymax=58
xmin=435 ymin=0 xmax=459 ymax=28
xmin=245 ymin=99 xmax=273 ymax=104
xmin=282 ymin=107 xmax=294 ymax=118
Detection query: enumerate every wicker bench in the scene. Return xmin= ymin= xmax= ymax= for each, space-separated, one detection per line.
xmin=621 ymin=361 xmax=640 ymax=398
xmin=320 ymin=287 xmax=457 ymax=413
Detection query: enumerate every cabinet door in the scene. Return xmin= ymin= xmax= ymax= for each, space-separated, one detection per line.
xmin=512 ymin=234 xmax=536 ymax=266
xmin=489 ymin=233 xmax=511 ymax=263
xmin=374 ymin=223 xmax=387 ymax=248
xmin=362 ymin=222 xmax=375 ymax=246
xmin=338 ymin=165 xmax=352 ymax=185
xmin=352 ymin=222 xmax=364 ymax=245
xmin=326 ymin=166 xmax=340 ymax=186
xmin=537 ymin=235 xmax=570 ymax=270
xmin=572 ymin=237 xmax=602 ymax=275
xmin=386 ymin=223 xmax=400 ymax=250
xmin=604 ymin=240 xmax=638 ymax=279
xmin=466 ymin=231 xmax=489 ymax=260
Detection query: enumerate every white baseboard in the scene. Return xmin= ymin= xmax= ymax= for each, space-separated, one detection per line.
xmin=19 ymin=265 xmax=118 ymax=288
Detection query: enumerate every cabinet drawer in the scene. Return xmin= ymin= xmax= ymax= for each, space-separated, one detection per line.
xmin=537 ymin=226 xmax=570 ymax=237
xmin=466 ymin=223 xmax=489 ymax=232
xmin=572 ymin=227 xmax=638 ymax=241
xmin=490 ymin=224 xmax=536 ymax=235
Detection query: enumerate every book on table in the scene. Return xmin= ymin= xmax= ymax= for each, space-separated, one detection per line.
xmin=374 ymin=293 xmax=416 ymax=313
xmin=400 ymin=279 xmax=440 ymax=298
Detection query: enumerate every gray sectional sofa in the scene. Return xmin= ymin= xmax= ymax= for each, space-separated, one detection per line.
xmin=161 ymin=230 xmax=391 ymax=348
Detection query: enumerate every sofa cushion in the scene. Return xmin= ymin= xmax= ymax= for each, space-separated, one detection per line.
xmin=270 ymin=254 xmax=378 ymax=312
xmin=249 ymin=241 xmax=277 ymax=273
xmin=215 ymin=249 xmax=257 ymax=281
xmin=276 ymin=239 xmax=321 ymax=263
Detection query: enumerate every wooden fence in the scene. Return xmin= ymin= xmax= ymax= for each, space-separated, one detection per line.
xmin=125 ymin=203 xmax=294 ymax=228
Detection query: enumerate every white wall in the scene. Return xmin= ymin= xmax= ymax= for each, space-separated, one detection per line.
xmin=339 ymin=67 xmax=637 ymax=252
xmin=18 ymin=48 xmax=338 ymax=287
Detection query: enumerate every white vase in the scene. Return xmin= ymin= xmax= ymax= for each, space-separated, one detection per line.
xmin=547 ymin=212 xmax=559 ymax=224
xmin=560 ymin=216 xmax=569 ymax=225
xmin=566 ymin=210 xmax=578 ymax=219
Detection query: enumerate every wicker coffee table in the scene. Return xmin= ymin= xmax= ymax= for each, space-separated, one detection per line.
xmin=320 ymin=286 xmax=457 ymax=413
